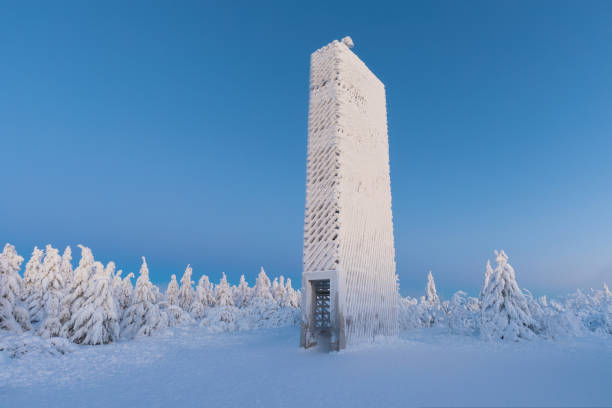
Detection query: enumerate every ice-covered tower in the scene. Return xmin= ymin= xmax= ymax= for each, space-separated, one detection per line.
xmin=300 ymin=37 xmax=398 ymax=351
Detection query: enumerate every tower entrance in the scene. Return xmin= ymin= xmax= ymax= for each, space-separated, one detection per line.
xmin=312 ymin=280 xmax=331 ymax=331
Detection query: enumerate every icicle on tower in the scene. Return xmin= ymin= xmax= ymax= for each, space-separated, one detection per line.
xmin=300 ymin=37 xmax=398 ymax=351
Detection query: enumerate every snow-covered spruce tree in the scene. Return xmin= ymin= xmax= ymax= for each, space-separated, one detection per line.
xmin=104 ymin=261 xmax=116 ymax=278
xmin=121 ymin=257 xmax=167 ymax=338
xmin=62 ymin=260 xmax=119 ymax=344
xmin=244 ymin=267 xmax=289 ymax=329
xmin=158 ymin=272 xmax=193 ymax=327
xmin=200 ymin=273 xmax=241 ymax=332
xmin=38 ymin=245 xmax=65 ymax=338
xmin=254 ymin=267 xmax=273 ymax=300
xmin=425 ymin=271 xmax=439 ymax=305
xmin=416 ymin=271 xmax=445 ymax=327
xmin=479 ymin=260 xmax=494 ymax=301
xmin=272 ymin=276 xmax=287 ymax=303
xmin=0 ymin=243 xmax=31 ymax=332
xmin=166 ymin=274 xmax=179 ymax=306
xmin=116 ymin=272 xmax=134 ymax=313
xmin=234 ymin=275 xmax=251 ymax=308
xmin=22 ymin=246 xmax=45 ymax=323
xmin=178 ymin=265 xmax=195 ymax=311
xmin=111 ymin=269 xmax=123 ymax=309
xmin=215 ymin=273 xmax=234 ymax=307
xmin=480 ymin=250 xmax=539 ymax=341
xmin=60 ymin=245 xmax=95 ymax=329
xmin=280 ymin=278 xmax=300 ymax=309
xmin=60 ymin=246 xmax=73 ymax=289
xmin=190 ymin=274 xmax=215 ymax=319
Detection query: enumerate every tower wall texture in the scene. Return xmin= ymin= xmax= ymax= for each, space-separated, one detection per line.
xmin=301 ymin=39 xmax=398 ymax=350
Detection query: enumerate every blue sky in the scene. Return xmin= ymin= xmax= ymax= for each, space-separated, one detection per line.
xmin=1 ymin=1 xmax=611 ymax=297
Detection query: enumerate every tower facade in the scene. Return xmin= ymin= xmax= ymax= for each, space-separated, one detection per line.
xmin=300 ymin=37 xmax=398 ymax=351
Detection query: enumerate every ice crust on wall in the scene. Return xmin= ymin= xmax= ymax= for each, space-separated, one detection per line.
xmin=302 ymin=38 xmax=399 ymax=347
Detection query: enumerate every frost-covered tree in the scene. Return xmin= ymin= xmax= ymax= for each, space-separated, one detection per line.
xmin=272 ymin=276 xmax=287 ymax=303
xmin=215 ymin=273 xmax=234 ymax=307
xmin=121 ymin=257 xmax=167 ymax=338
xmin=103 ymin=261 xmax=115 ymax=276
xmin=60 ymin=245 xmax=95 ymax=332
xmin=166 ymin=274 xmax=179 ymax=306
xmin=111 ymin=269 xmax=123 ymax=307
xmin=60 ymin=246 xmax=73 ymax=289
xmin=480 ymin=260 xmax=494 ymax=301
xmin=178 ymin=265 xmax=195 ymax=311
xmin=604 ymin=283 xmax=611 ymax=298
xmin=234 ymin=275 xmax=251 ymax=308
xmin=398 ymin=272 xmax=446 ymax=330
xmin=425 ymin=271 xmax=439 ymax=304
xmin=562 ymin=285 xmax=612 ymax=336
xmin=280 ymin=278 xmax=300 ymax=309
xmin=22 ymin=246 xmax=45 ymax=323
xmin=163 ymin=302 xmax=195 ymax=327
xmin=116 ymin=272 xmax=134 ymax=312
xmin=480 ymin=250 xmax=539 ymax=341
xmin=38 ymin=245 xmax=65 ymax=338
xmin=254 ymin=267 xmax=273 ymax=300
xmin=63 ymin=261 xmax=119 ymax=344
xmin=446 ymin=291 xmax=480 ymax=335
xmin=0 ymin=243 xmax=30 ymax=332
xmin=190 ymin=274 xmax=215 ymax=319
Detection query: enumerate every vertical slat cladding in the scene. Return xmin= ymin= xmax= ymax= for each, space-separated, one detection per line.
xmin=302 ymin=39 xmax=398 ymax=347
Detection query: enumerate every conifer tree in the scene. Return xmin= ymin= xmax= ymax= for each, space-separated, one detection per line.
xmin=272 ymin=276 xmax=287 ymax=303
xmin=425 ymin=271 xmax=440 ymax=304
xmin=121 ymin=257 xmax=167 ymax=338
xmin=166 ymin=274 xmax=179 ymax=306
xmin=116 ymin=272 xmax=134 ymax=312
xmin=111 ymin=269 xmax=123 ymax=305
xmin=104 ymin=261 xmax=116 ymax=280
xmin=22 ymin=246 xmax=45 ymax=323
xmin=178 ymin=265 xmax=195 ymax=311
xmin=234 ymin=275 xmax=251 ymax=308
xmin=64 ymin=261 xmax=119 ymax=344
xmin=190 ymin=274 xmax=215 ymax=319
xmin=60 ymin=245 xmax=95 ymax=332
xmin=280 ymin=278 xmax=300 ymax=309
xmin=39 ymin=245 xmax=65 ymax=338
xmin=215 ymin=273 xmax=234 ymax=307
xmin=481 ymin=250 xmax=539 ymax=341
xmin=0 ymin=243 xmax=30 ymax=332
xmin=480 ymin=260 xmax=494 ymax=301
xmin=254 ymin=267 xmax=273 ymax=300
xmin=60 ymin=246 xmax=73 ymax=288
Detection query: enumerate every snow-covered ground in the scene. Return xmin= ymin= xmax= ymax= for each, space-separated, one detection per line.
xmin=2 ymin=326 xmax=612 ymax=408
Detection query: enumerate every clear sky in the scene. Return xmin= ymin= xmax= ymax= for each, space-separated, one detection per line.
xmin=2 ymin=1 xmax=611 ymax=298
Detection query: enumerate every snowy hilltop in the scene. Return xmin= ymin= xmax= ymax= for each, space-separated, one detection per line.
xmin=0 ymin=243 xmax=300 ymax=358
xmin=1 ymin=243 xmax=612 ymax=360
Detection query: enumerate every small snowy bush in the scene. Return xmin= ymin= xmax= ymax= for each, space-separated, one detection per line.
xmin=446 ymin=291 xmax=480 ymax=336
xmin=0 ymin=332 xmax=73 ymax=358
